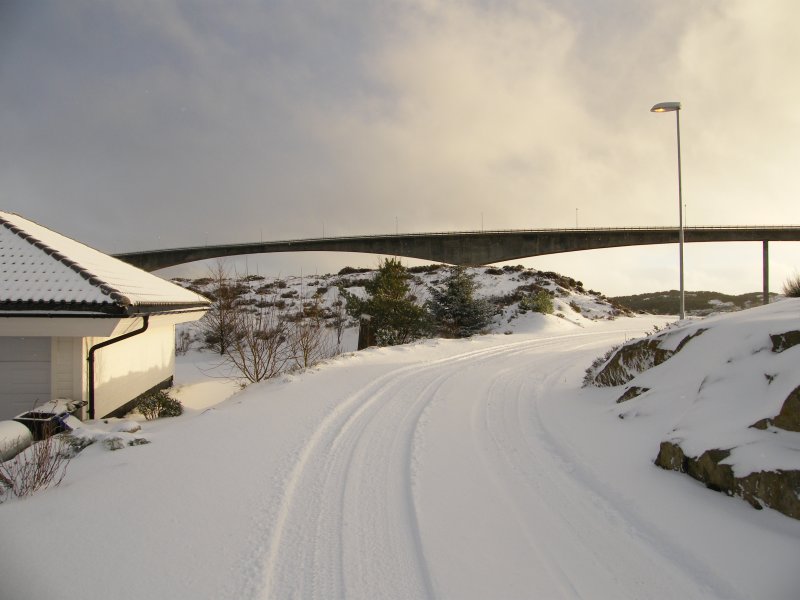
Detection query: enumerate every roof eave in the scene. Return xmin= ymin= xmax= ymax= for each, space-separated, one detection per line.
xmin=0 ymin=300 xmax=210 ymax=318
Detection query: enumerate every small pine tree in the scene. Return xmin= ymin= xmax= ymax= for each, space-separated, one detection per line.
xmin=427 ymin=266 xmax=494 ymax=338
xmin=340 ymin=258 xmax=430 ymax=346
xmin=519 ymin=290 xmax=554 ymax=314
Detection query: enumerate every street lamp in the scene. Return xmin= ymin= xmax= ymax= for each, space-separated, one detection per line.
xmin=651 ymin=100 xmax=685 ymax=320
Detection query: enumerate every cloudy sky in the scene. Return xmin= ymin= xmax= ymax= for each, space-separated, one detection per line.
xmin=2 ymin=0 xmax=799 ymax=295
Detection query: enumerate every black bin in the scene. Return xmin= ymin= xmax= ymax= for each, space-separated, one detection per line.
xmin=13 ymin=411 xmax=71 ymax=441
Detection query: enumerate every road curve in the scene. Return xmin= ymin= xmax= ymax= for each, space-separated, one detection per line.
xmin=240 ymin=327 xmax=744 ymax=600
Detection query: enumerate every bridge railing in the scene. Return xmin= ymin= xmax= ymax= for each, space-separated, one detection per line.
xmin=117 ymin=225 xmax=800 ymax=254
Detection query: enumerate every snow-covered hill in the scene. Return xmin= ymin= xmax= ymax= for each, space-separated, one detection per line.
xmin=174 ymin=263 xmax=632 ymax=351
xmin=611 ymin=289 xmax=776 ymax=316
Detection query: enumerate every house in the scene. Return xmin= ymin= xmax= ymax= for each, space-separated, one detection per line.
xmin=0 ymin=211 xmax=210 ymax=421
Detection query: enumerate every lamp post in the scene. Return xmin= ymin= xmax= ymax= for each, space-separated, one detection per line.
xmin=651 ymin=100 xmax=685 ymax=320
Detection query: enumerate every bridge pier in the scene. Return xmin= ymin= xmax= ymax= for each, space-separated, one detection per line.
xmin=763 ymin=240 xmax=769 ymax=305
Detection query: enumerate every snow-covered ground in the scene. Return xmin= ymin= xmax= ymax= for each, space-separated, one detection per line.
xmin=1 ymin=302 xmax=799 ymax=599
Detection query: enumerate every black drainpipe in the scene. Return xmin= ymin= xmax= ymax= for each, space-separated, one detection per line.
xmin=87 ymin=315 xmax=150 ymax=420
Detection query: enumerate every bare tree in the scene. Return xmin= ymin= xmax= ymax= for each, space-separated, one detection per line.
xmin=200 ymin=261 xmax=242 ymax=355
xmin=330 ymin=286 xmax=348 ymax=353
xmin=224 ymin=300 xmax=292 ymax=383
xmin=289 ymin=296 xmax=333 ymax=369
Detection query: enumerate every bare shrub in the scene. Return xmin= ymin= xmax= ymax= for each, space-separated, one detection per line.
xmin=0 ymin=429 xmax=70 ymax=502
xmin=175 ymin=329 xmax=191 ymax=355
xmin=330 ymin=287 xmax=349 ymax=353
xmin=225 ymin=298 xmax=292 ymax=383
xmin=200 ymin=261 xmax=242 ymax=355
xmin=338 ymin=266 xmax=371 ymax=275
xmin=408 ymin=264 xmax=444 ymax=274
xmin=289 ymin=298 xmax=334 ymax=369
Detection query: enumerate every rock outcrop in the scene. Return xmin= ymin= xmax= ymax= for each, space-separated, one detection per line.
xmin=751 ymin=384 xmax=800 ymax=432
xmin=770 ymin=330 xmax=800 ymax=353
xmin=586 ymin=308 xmax=800 ymax=519
xmin=616 ymin=386 xmax=650 ymax=403
xmin=588 ymin=328 xmax=706 ymax=388
xmin=655 ymin=441 xmax=800 ymax=519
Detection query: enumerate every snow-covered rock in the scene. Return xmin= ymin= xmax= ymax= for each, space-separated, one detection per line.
xmin=587 ymin=299 xmax=800 ymax=518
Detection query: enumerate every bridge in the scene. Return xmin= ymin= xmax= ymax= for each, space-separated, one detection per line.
xmin=115 ymin=225 xmax=799 ymax=270
xmin=115 ymin=225 xmax=800 ymax=303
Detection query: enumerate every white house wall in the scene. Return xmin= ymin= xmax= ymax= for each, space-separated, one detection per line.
xmin=0 ymin=311 xmax=205 ymax=421
xmin=88 ymin=319 xmax=176 ymax=419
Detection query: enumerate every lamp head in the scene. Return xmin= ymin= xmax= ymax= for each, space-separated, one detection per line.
xmin=651 ymin=101 xmax=681 ymax=113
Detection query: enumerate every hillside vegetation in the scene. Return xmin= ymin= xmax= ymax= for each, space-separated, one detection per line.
xmin=611 ymin=290 xmax=777 ymax=315
xmin=175 ymin=262 xmax=631 ymax=349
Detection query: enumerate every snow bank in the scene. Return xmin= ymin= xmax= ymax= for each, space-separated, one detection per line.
xmin=590 ymin=299 xmax=800 ymax=517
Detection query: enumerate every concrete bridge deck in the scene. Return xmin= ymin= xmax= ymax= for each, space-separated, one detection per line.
xmin=114 ymin=226 xmax=800 ymax=272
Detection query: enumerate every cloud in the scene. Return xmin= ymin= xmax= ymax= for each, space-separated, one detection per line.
xmin=1 ymin=0 xmax=798 ymax=294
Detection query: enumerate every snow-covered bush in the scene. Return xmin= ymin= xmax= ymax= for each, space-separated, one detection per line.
xmin=136 ymin=390 xmax=183 ymax=420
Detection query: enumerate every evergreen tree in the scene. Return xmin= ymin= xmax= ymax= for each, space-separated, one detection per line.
xmin=519 ymin=289 xmax=554 ymax=314
xmin=340 ymin=258 xmax=431 ymax=346
xmin=427 ymin=266 xmax=494 ymax=338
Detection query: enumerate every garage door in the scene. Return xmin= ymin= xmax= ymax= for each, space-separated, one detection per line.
xmin=0 ymin=337 xmax=51 ymax=420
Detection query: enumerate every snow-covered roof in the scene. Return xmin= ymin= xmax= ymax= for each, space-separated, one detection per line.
xmin=0 ymin=211 xmax=209 ymax=316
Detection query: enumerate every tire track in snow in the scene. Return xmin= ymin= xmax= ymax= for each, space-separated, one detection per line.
xmin=472 ymin=338 xmax=745 ymax=599
xmin=244 ymin=328 xmax=683 ymax=599
xmin=255 ymin=338 xmax=552 ymax=599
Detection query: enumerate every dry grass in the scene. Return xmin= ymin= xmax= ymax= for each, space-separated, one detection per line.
xmin=782 ymin=273 xmax=800 ymax=298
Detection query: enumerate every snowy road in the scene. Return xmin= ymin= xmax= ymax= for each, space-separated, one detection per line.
xmin=3 ymin=317 xmax=798 ymax=600
xmin=234 ymin=323 xmax=744 ymax=599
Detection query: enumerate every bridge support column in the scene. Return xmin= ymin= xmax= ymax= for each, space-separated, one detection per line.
xmin=763 ymin=240 xmax=769 ymax=305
